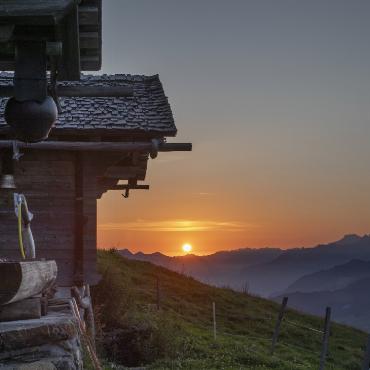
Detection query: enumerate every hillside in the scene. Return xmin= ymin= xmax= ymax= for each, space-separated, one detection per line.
xmin=283 ymin=259 xmax=370 ymax=294
xmin=92 ymin=250 xmax=367 ymax=369
xmin=275 ymin=277 xmax=370 ymax=332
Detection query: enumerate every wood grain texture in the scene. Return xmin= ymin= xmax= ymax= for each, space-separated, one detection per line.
xmin=0 ymin=260 xmax=57 ymax=305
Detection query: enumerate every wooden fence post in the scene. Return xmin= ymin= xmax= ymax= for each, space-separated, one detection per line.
xmin=156 ymin=276 xmax=160 ymax=310
xmin=270 ymin=296 xmax=288 ymax=354
xmin=319 ymin=306 xmax=331 ymax=370
xmin=213 ymin=301 xmax=217 ymax=340
xmin=361 ymin=334 xmax=370 ymax=370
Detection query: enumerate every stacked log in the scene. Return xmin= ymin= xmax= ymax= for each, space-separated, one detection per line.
xmin=0 ymin=260 xmax=57 ymax=321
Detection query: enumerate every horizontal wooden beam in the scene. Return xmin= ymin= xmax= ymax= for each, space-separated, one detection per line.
xmin=0 ymin=140 xmax=192 ymax=153
xmin=112 ymin=184 xmax=150 ymax=190
xmin=0 ymin=85 xmax=133 ymax=97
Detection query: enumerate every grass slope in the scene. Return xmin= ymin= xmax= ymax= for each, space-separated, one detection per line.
xmin=92 ymin=250 xmax=367 ymax=369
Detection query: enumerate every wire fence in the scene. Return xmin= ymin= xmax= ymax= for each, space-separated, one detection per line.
xmin=153 ymin=276 xmax=370 ymax=370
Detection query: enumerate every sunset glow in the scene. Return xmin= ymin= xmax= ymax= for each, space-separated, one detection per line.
xmin=97 ymin=1 xmax=370 ymax=256
xmin=182 ymin=243 xmax=192 ymax=253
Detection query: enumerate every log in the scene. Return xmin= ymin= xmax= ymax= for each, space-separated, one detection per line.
xmin=0 ymin=297 xmax=41 ymax=322
xmin=0 ymin=260 xmax=57 ymax=305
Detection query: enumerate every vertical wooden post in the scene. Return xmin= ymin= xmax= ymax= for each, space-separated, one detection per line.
xmin=319 ymin=306 xmax=331 ymax=370
xmin=270 ymin=296 xmax=288 ymax=354
xmin=156 ymin=275 xmax=160 ymax=310
xmin=361 ymin=334 xmax=370 ymax=370
xmin=213 ymin=301 xmax=217 ymax=340
xmin=74 ymin=152 xmax=84 ymax=286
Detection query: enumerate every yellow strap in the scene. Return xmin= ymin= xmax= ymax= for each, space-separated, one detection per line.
xmin=17 ymin=203 xmax=25 ymax=259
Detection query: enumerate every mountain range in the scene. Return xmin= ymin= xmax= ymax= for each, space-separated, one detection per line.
xmin=119 ymin=233 xmax=370 ymax=331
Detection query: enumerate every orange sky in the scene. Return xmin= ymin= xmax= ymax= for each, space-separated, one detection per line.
xmin=97 ymin=1 xmax=370 ymax=256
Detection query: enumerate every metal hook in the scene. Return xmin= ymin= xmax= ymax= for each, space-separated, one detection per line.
xmin=12 ymin=140 xmax=23 ymax=161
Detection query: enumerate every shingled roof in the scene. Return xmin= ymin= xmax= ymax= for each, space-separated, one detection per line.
xmin=0 ymin=73 xmax=177 ymax=138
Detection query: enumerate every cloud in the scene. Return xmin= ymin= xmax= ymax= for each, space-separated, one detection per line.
xmin=98 ymin=219 xmax=255 ymax=232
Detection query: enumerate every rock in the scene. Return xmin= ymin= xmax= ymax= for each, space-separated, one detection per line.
xmin=0 ymin=360 xmax=57 ymax=369
xmin=0 ymin=312 xmax=83 ymax=370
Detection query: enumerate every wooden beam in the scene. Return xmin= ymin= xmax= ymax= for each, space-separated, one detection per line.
xmin=56 ymin=2 xmax=80 ymax=81
xmin=0 ymin=260 xmax=57 ymax=305
xmin=79 ymin=6 xmax=99 ymax=25
xmin=74 ymin=152 xmax=84 ymax=286
xmin=0 ymin=140 xmax=192 ymax=153
xmin=80 ymin=32 xmax=99 ymax=49
xmin=111 ymin=184 xmax=150 ymax=190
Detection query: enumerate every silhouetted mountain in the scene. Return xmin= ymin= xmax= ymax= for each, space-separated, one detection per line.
xmin=242 ymin=234 xmax=370 ymax=296
xmin=274 ymin=277 xmax=370 ymax=332
xmin=282 ymin=259 xmax=370 ymax=294
xmin=119 ymin=234 xmax=370 ymax=297
xmin=119 ymin=247 xmax=282 ymax=289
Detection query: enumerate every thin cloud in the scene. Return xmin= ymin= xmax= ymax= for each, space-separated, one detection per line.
xmin=98 ymin=219 xmax=256 ymax=232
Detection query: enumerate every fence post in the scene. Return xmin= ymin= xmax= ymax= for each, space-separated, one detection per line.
xmin=156 ymin=275 xmax=160 ymax=310
xmin=270 ymin=296 xmax=288 ymax=354
xmin=361 ymin=334 xmax=370 ymax=370
xmin=213 ymin=301 xmax=217 ymax=340
xmin=319 ymin=306 xmax=331 ymax=370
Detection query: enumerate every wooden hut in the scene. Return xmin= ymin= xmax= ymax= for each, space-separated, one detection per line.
xmin=0 ymin=72 xmax=191 ymax=289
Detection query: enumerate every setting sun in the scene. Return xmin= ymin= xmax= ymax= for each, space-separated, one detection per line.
xmin=182 ymin=243 xmax=192 ymax=253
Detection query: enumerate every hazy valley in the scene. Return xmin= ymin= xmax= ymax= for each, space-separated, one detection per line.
xmin=120 ymin=234 xmax=370 ymax=331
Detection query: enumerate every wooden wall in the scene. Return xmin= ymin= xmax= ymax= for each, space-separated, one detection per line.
xmin=0 ymin=149 xmax=138 ymax=287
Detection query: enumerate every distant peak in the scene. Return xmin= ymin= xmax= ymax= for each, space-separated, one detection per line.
xmin=119 ymin=249 xmax=134 ymax=256
xmin=337 ymin=234 xmax=362 ymax=244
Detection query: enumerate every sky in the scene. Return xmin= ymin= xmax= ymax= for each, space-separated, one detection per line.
xmin=97 ymin=0 xmax=370 ymax=255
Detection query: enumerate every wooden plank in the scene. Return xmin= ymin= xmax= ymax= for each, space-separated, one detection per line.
xmin=78 ymin=5 xmax=99 ymax=25
xmin=80 ymin=32 xmax=99 ymax=49
xmin=56 ymin=1 xmax=80 ymax=80
xmin=80 ymin=56 xmax=101 ymax=70
xmin=0 ymin=260 xmax=57 ymax=305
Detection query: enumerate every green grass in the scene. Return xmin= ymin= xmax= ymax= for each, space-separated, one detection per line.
xmin=91 ymin=250 xmax=367 ymax=369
